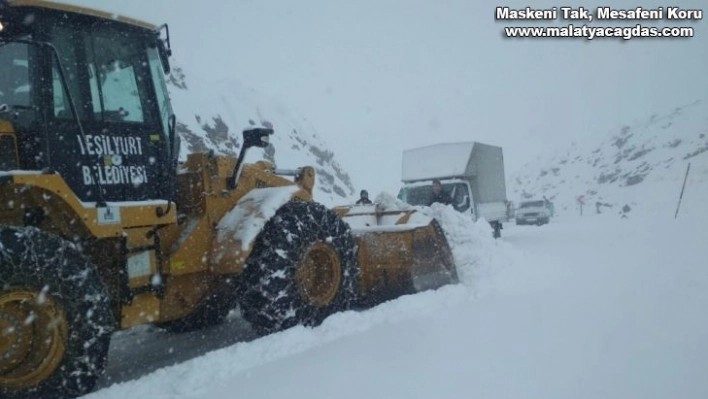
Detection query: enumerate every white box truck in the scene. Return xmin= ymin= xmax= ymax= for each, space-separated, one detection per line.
xmin=397 ymin=141 xmax=511 ymax=238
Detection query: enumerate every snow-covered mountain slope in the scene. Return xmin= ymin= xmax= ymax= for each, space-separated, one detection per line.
xmin=166 ymin=65 xmax=355 ymax=206
xmin=511 ymin=99 xmax=708 ymax=218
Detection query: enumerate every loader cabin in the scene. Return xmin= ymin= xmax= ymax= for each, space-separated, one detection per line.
xmin=0 ymin=0 xmax=178 ymax=203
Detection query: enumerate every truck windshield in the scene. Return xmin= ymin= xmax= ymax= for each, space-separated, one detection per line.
xmin=399 ymin=182 xmax=469 ymax=209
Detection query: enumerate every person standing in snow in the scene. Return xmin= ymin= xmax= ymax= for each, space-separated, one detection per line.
xmin=356 ymin=189 xmax=373 ymax=205
xmin=429 ymin=179 xmax=452 ymax=206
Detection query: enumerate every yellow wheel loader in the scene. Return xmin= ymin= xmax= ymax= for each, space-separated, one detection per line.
xmin=0 ymin=1 xmax=458 ymax=397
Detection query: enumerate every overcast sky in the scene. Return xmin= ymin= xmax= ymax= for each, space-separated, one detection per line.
xmin=65 ymin=0 xmax=707 ymax=197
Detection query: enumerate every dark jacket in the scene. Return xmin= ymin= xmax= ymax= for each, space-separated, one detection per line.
xmin=356 ymin=197 xmax=372 ymax=205
xmin=430 ymin=190 xmax=452 ymax=206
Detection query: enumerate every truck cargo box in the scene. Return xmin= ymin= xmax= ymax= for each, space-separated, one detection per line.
xmin=401 ymin=141 xmax=507 ymax=204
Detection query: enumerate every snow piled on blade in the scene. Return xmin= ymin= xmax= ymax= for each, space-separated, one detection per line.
xmin=425 ymin=204 xmax=517 ymax=294
xmin=371 ymin=191 xmax=519 ymax=293
xmin=338 ymin=193 xmax=431 ymax=233
xmin=372 ymin=191 xmax=412 ymax=211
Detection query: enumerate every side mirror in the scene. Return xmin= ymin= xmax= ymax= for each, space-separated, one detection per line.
xmin=228 ymin=127 xmax=274 ymax=189
xmin=157 ymin=40 xmax=171 ymax=74
xmin=168 ymin=113 xmax=179 ymax=156
xmin=453 ymin=194 xmax=470 ymax=212
xmin=242 ymin=127 xmax=273 ymax=149
xmin=156 ymin=24 xmax=172 ymax=74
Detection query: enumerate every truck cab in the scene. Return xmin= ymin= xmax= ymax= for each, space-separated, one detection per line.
xmin=397 ymin=141 xmax=510 ymax=238
xmin=397 ymin=178 xmax=473 ymax=213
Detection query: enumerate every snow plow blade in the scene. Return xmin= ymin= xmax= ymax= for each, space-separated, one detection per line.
xmin=333 ymin=204 xmax=458 ymax=305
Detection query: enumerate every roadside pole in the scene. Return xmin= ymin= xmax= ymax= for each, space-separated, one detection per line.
xmin=576 ymin=195 xmax=585 ymax=216
xmin=674 ymin=163 xmax=691 ymax=219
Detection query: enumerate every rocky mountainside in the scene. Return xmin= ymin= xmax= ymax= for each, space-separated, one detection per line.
xmin=166 ymin=65 xmax=355 ymax=206
xmin=511 ymin=99 xmax=708 ymax=218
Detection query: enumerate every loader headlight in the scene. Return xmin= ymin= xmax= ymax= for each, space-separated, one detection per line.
xmin=0 ymin=21 xmax=4 ymax=32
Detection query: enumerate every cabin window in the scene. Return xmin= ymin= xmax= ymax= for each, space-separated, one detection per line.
xmin=0 ymin=42 xmax=31 ymax=109
xmin=85 ymin=30 xmax=146 ymax=123
xmin=147 ymin=47 xmax=173 ymax=141
xmin=51 ymin=26 xmax=88 ymax=119
xmin=49 ymin=23 xmax=156 ymax=124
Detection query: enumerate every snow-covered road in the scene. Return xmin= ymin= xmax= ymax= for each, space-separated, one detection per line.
xmin=87 ymin=210 xmax=708 ymax=399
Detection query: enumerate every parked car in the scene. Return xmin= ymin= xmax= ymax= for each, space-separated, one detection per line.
xmin=515 ymin=199 xmax=552 ymax=225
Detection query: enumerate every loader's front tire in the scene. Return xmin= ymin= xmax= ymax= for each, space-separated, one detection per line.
xmin=0 ymin=227 xmax=114 ymax=399
xmin=239 ymin=201 xmax=359 ymax=335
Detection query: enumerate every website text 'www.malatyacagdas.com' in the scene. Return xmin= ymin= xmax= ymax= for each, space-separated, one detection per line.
xmin=504 ymin=25 xmax=694 ymax=40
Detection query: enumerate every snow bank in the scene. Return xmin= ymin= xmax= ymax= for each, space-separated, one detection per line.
xmin=338 ymin=191 xmax=520 ymax=296
xmin=372 ymin=191 xmax=520 ymax=295
xmin=425 ymin=205 xmax=519 ymax=296
xmin=87 ymin=198 xmax=708 ymax=399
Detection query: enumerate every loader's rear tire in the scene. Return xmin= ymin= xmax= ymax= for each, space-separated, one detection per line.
xmin=239 ymin=201 xmax=359 ymax=335
xmin=0 ymin=227 xmax=114 ymax=399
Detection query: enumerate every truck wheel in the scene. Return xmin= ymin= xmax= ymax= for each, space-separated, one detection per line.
xmin=0 ymin=227 xmax=114 ymax=399
xmin=239 ymin=201 xmax=359 ymax=335
xmin=491 ymin=222 xmax=502 ymax=239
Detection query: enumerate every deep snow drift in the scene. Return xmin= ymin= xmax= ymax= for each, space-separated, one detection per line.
xmin=86 ymin=201 xmax=708 ymax=399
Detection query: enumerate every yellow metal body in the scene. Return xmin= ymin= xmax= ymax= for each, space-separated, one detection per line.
xmin=0 ymin=117 xmax=315 ymax=328
xmin=0 ymin=0 xmax=456 ymax=332
xmin=0 ymin=290 xmax=67 ymax=390
xmin=0 ymin=117 xmax=455 ymax=330
xmin=8 ymin=0 xmax=157 ymax=29
xmin=0 ymin=122 xmax=19 ymax=169
xmin=333 ymin=205 xmax=458 ymax=303
xmin=0 ymin=2 xmax=458 ymax=397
